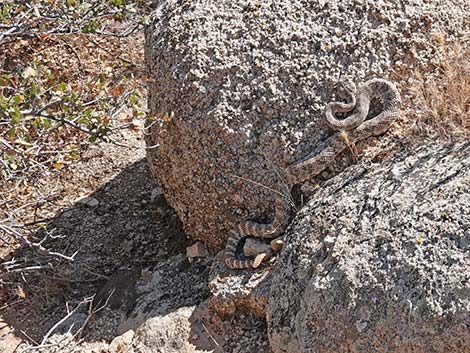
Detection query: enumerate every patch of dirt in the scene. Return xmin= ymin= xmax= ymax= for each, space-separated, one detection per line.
xmin=0 ymin=125 xmax=190 ymax=346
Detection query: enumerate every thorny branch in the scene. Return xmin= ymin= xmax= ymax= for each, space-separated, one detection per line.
xmin=0 ymin=222 xmax=77 ymax=271
xmin=0 ymin=1 xmax=146 ymax=47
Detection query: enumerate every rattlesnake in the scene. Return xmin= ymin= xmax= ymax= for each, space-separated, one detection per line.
xmin=225 ymin=78 xmax=401 ymax=269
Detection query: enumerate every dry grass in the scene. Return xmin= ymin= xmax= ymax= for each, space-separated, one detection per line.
xmin=406 ymin=41 xmax=470 ymax=137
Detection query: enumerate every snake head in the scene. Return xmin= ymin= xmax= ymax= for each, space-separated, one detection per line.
xmin=337 ymin=79 xmax=357 ymax=99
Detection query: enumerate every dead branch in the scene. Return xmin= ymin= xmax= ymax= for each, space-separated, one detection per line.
xmin=0 ymin=224 xmax=78 ymax=263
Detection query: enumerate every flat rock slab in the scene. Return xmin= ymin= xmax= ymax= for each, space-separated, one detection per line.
xmin=117 ymin=255 xmax=211 ymax=335
xmin=208 ymin=251 xmax=273 ymax=318
xmin=268 ymin=141 xmax=470 ymax=353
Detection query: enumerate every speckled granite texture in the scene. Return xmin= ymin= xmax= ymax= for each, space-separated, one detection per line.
xmin=144 ymin=0 xmax=470 ymax=249
xmin=268 ymin=141 xmax=470 ymax=353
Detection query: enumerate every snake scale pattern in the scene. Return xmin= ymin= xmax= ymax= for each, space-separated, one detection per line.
xmin=225 ymin=78 xmax=401 ymax=269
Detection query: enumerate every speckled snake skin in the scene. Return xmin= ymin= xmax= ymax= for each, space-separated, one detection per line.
xmin=225 ymin=79 xmax=401 ymax=269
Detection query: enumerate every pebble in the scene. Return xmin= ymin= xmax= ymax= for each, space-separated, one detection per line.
xmin=186 ymin=241 xmax=208 ymax=258
xmin=76 ymin=196 xmax=99 ymax=207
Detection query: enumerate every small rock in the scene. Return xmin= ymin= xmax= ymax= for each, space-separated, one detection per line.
xmin=270 ymin=238 xmax=284 ymax=252
xmin=109 ymin=329 xmax=135 ymax=353
xmin=155 ymin=206 xmax=168 ymax=217
xmin=150 ymin=187 xmax=163 ymax=202
xmin=243 ymin=238 xmax=271 ymax=257
xmin=140 ymin=269 xmax=153 ymax=282
xmin=323 ymin=235 xmax=336 ymax=246
xmin=186 ymin=241 xmax=208 ymax=258
xmin=76 ymin=196 xmax=99 ymax=207
xmin=54 ymin=312 xmax=88 ymax=336
xmin=355 ymin=320 xmax=368 ymax=332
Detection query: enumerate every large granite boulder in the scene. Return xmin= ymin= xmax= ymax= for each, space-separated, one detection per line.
xmin=267 ymin=141 xmax=470 ymax=353
xmin=144 ymin=0 xmax=470 ymax=249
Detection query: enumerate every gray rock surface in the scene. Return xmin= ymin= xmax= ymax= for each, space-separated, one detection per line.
xmin=103 ymin=254 xmax=272 ymax=353
xmin=130 ymin=306 xmax=206 ymax=353
xmin=268 ymin=141 xmax=470 ymax=353
xmin=208 ymin=251 xmax=273 ymax=318
xmin=116 ymin=254 xmax=211 ymax=335
xmin=144 ymin=0 xmax=470 ymax=249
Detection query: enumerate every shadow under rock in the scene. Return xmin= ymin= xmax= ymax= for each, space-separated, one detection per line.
xmin=1 ymin=158 xmax=197 ymax=345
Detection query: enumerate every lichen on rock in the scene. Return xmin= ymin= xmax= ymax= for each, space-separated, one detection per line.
xmin=267 ymin=141 xmax=470 ymax=353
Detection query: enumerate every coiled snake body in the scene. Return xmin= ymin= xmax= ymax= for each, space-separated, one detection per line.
xmin=225 ymin=78 xmax=401 ymax=269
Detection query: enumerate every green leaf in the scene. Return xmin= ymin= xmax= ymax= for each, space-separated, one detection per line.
xmin=113 ymin=12 xmax=125 ymax=21
xmin=75 ymin=117 xmax=89 ymax=124
xmin=57 ymin=82 xmax=68 ymax=91
xmin=109 ymin=0 xmax=124 ymax=6
xmin=140 ymin=15 xmax=150 ymax=25
xmin=83 ymin=20 xmax=99 ymax=34
xmin=83 ymin=108 xmax=92 ymax=117
xmin=12 ymin=95 xmax=24 ymax=105
xmin=30 ymin=82 xmax=39 ymax=97
xmin=42 ymin=118 xmax=52 ymax=129
xmin=7 ymin=127 xmax=16 ymax=139
xmin=129 ymin=92 xmax=138 ymax=105
xmin=0 ymin=74 xmax=11 ymax=86
xmin=98 ymin=74 xmax=106 ymax=87
xmin=69 ymin=151 xmax=80 ymax=160
xmin=10 ymin=107 xmax=22 ymax=124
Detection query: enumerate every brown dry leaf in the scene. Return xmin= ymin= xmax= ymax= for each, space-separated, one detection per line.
xmin=52 ymin=162 xmax=64 ymax=169
xmin=162 ymin=111 xmax=175 ymax=122
xmin=110 ymin=85 xmax=123 ymax=97
xmin=417 ymin=234 xmax=424 ymax=245
xmin=16 ymin=286 xmax=26 ymax=299
xmin=14 ymin=5 xmax=25 ymax=15
xmin=432 ymin=31 xmax=446 ymax=46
